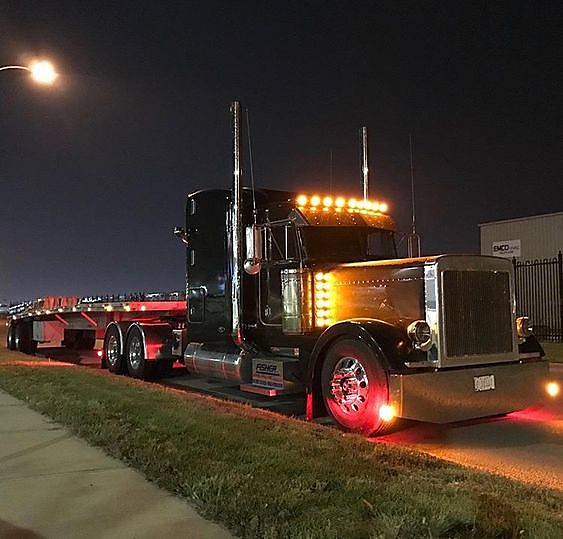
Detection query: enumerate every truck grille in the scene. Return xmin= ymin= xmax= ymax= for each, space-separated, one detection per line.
xmin=442 ymin=270 xmax=513 ymax=357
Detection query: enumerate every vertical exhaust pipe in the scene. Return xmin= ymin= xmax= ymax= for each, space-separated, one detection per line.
xmin=360 ymin=126 xmax=369 ymax=201
xmin=230 ymin=101 xmax=244 ymax=347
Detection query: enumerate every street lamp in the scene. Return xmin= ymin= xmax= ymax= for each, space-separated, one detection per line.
xmin=0 ymin=60 xmax=58 ymax=85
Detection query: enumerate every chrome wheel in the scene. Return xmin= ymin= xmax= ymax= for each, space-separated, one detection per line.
xmin=107 ymin=334 xmax=120 ymax=367
xmin=128 ymin=336 xmax=143 ymax=371
xmin=321 ymin=339 xmax=389 ymax=435
xmin=329 ymin=356 xmax=369 ymax=415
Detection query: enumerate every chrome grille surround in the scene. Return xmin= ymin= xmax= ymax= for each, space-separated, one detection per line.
xmin=425 ymin=255 xmax=518 ymax=368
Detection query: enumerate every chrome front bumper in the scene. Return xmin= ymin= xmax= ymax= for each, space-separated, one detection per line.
xmin=389 ymin=360 xmax=550 ymax=424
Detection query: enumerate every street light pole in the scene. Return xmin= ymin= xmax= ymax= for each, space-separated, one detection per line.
xmin=0 ymin=61 xmax=58 ymax=85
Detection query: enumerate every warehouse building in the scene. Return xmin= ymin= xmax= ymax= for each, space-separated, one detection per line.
xmin=479 ymin=212 xmax=562 ymax=342
xmin=479 ymin=211 xmax=563 ymax=261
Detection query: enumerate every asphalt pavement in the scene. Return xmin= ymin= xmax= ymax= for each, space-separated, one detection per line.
xmin=381 ymin=363 xmax=563 ymax=490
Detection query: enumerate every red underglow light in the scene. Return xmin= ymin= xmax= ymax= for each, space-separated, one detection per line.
xmin=305 ymin=391 xmax=314 ymax=421
xmin=505 ymin=406 xmax=556 ymax=422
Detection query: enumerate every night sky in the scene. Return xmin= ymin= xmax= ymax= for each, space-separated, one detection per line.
xmin=1 ymin=1 xmax=561 ymax=302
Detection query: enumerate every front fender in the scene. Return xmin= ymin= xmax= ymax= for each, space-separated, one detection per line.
xmin=307 ymin=319 xmax=409 ymax=389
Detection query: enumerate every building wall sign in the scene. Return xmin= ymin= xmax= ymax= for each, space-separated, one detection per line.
xmin=492 ymin=239 xmax=521 ymax=258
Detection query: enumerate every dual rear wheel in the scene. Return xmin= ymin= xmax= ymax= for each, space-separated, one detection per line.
xmin=103 ymin=324 xmax=158 ymax=379
xmin=7 ymin=322 xmax=37 ymax=355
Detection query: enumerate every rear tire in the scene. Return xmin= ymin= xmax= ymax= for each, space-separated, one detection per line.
xmin=104 ymin=325 xmax=125 ymax=374
xmin=125 ymin=325 xmax=154 ymax=380
xmin=321 ymin=339 xmax=389 ymax=436
xmin=14 ymin=323 xmax=37 ymax=355
xmin=7 ymin=324 xmax=16 ymax=350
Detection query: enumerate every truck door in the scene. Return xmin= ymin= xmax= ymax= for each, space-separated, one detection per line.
xmin=259 ymin=223 xmax=299 ymax=326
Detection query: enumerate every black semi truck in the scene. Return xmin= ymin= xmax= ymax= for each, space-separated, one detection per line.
xmin=7 ymin=101 xmax=554 ymax=435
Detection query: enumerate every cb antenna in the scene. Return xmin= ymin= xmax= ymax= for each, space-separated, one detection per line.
xmin=245 ymin=108 xmax=257 ymax=223
xmin=360 ymin=126 xmax=369 ymax=200
xmin=407 ymin=134 xmax=421 ymax=257
xmin=329 ymin=150 xmax=333 ymax=195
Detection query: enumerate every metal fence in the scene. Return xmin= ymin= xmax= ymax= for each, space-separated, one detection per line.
xmin=513 ymin=251 xmax=563 ymax=342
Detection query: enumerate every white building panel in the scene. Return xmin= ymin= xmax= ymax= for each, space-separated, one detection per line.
xmin=479 ymin=212 xmax=563 ymax=261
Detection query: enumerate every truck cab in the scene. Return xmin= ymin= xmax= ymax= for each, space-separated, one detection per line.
xmin=179 ymin=186 xmax=549 ymax=435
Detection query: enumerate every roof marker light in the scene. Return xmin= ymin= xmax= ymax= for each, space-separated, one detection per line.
xmin=296 ymin=194 xmax=308 ymax=206
xmin=310 ymin=195 xmax=321 ymax=207
xmin=379 ymin=202 xmax=388 ymax=213
xmin=335 ymin=197 xmax=345 ymax=207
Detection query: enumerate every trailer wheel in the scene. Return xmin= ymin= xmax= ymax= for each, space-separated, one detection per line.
xmin=321 ymin=339 xmax=390 ymax=436
xmin=7 ymin=324 xmax=16 ymax=350
xmin=125 ymin=325 xmax=154 ymax=380
xmin=104 ymin=325 xmax=125 ymax=374
xmin=14 ymin=322 xmax=37 ymax=355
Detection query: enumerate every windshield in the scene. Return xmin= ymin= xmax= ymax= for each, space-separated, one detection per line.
xmin=300 ymin=227 xmax=397 ymax=262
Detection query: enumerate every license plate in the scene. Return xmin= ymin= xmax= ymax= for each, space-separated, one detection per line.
xmin=474 ymin=374 xmax=495 ymax=392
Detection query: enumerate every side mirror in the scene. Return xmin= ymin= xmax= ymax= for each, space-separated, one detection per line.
xmin=173 ymin=226 xmax=190 ymax=246
xmin=244 ymin=224 xmax=263 ymax=275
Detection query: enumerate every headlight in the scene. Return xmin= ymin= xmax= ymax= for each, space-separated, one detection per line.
xmin=516 ymin=316 xmax=533 ymax=338
xmin=407 ymin=320 xmax=432 ymax=351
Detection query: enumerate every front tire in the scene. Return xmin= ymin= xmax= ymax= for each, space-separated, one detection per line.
xmin=321 ymin=339 xmax=389 ymax=436
xmin=124 ymin=325 xmax=154 ymax=380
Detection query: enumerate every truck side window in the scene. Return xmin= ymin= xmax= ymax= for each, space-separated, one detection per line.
xmin=267 ymin=224 xmax=297 ymax=262
xmin=260 ymin=223 xmax=298 ymax=326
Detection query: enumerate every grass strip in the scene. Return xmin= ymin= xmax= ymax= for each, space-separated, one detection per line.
xmin=0 ymin=360 xmax=562 ymax=538
xmin=542 ymin=342 xmax=563 ymax=363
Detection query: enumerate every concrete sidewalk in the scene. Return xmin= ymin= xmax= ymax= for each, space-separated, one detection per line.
xmin=0 ymin=390 xmax=233 ymax=539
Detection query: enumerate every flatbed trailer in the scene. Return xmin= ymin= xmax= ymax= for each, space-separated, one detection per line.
xmin=7 ymin=294 xmax=186 ymax=363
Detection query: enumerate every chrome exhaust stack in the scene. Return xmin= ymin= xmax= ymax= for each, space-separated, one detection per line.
xmin=183 ymin=101 xmax=253 ymax=384
xmin=230 ymin=101 xmax=245 ymax=348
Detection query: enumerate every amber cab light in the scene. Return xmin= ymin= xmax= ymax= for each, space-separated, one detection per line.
xmin=546 ymin=382 xmax=560 ymax=398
